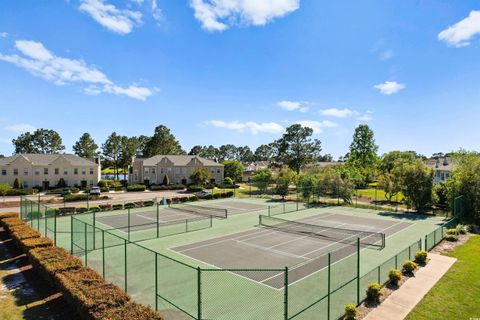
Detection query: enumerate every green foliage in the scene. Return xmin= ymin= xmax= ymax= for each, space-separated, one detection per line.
xmin=162 ymin=174 xmax=169 ymax=186
xmin=102 ymin=132 xmax=122 ymax=180
xmin=346 ymin=124 xmax=378 ymax=183
xmin=366 ymin=283 xmax=382 ymax=302
xmin=0 ymin=184 xmax=12 ymax=200
xmin=126 ymin=185 xmax=146 ymax=192
xmin=415 ymin=251 xmax=428 ymax=265
xmin=446 ymin=228 xmax=458 ymax=235
xmin=297 ymin=174 xmax=317 ymax=199
xmin=377 ymin=172 xmax=401 ymax=202
xmin=275 ymin=166 xmax=297 ymax=199
xmin=379 ymin=151 xmax=418 ymax=173
xmin=445 ymin=234 xmax=459 ymax=242
xmin=275 ymin=124 xmax=322 ymax=173
xmin=252 ymin=168 xmax=273 ymax=193
xmin=223 ymin=177 xmax=234 ymax=185
xmin=190 ymin=168 xmax=212 ymax=185
xmin=402 ymin=260 xmax=418 ymax=273
xmin=12 ymin=128 xmax=65 ymax=154
xmin=388 ymin=269 xmax=402 ymax=286
xmin=344 ymin=304 xmax=359 ymax=320
xmin=13 ymin=178 xmax=21 ymax=189
xmin=187 ymin=185 xmax=204 ymax=192
xmin=456 ymin=225 xmax=467 ymax=235
xmin=56 ymin=178 xmax=67 ymax=188
xmin=73 ymin=132 xmax=98 ymax=159
xmin=315 ymin=166 xmax=354 ymax=203
xmin=434 ymin=182 xmax=449 ymax=207
xmin=223 ymin=160 xmax=244 ymax=182
xmin=143 ymin=125 xmax=184 ymax=157
xmin=399 ymin=159 xmax=434 ymax=211
xmin=254 ymin=143 xmax=277 ymax=161
xmin=124 ymin=202 xmax=135 ymax=209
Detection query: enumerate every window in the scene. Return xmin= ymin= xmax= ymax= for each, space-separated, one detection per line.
xmin=1 ymin=169 xmax=6 ymax=176
xmin=74 ymin=168 xmax=78 ymax=175
xmin=44 ymin=168 xmax=48 ymax=175
xmin=55 ymin=168 xmax=59 ymax=175
xmin=24 ymin=182 xmax=29 ymax=188
xmin=217 ymin=169 xmax=221 ymax=174
xmin=152 ymin=168 xmax=156 ymax=174
xmin=89 ymin=168 xmax=94 ymax=175
xmin=81 ymin=169 xmax=86 ymax=175
xmin=144 ymin=168 xmax=149 ymax=174
xmin=24 ymin=168 xmax=28 ymax=176
xmin=175 ymin=168 xmax=180 ymax=174
xmin=160 ymin=168 xmax=164 ymax=174
xmin=64 ymin=169 xmax=68 ymax=175
xmin=35 ymin=169 xmax=39 ymax=176
xmin=13 ymin=169 xmax=18 ymax=175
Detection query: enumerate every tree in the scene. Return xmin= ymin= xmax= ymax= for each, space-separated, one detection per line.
xmin=0 ymin=184 xmax=12 ymax=201
xmin=102 ymin=132 xmax=122 ymax=180
xmin=219 ymin=144 xmax=238 ymax=161
xmin=346 ymin=125 xmax=378 ymax=184
xmin=13 ymin=128 xmax=65 ymax=154
xmin=223 ymin=160 xmax=244 ymax=182
xmin=254 ymin=143 xmax=277 ymax=161
xmin=57 ymin=178 xmax=67 ymax=188
xmin=13 ymin=178 xmax=21 ymax=189
xmin=275 ymin=124 xmax=322 ymax=174
xmin=377 ymin=172 xmax=401 ymax=202
xmin=316 ymin=167 xmax=354 ymax=203
xmin=190 ymin=168 xmax=212 ymax=185
xmin=252 ymin=168 xmax=272 ymax=194
xmin=189 ymin=145 xmax=204 ymax=156
xmin=119 ymin=136 xmax=140 ymax=180
xmin=143 ymin=125 xmax=184 ymax=157
xmin=188 ymin=145 xmax=220 ymax=160
xmin=236 ymin=146 xmax=254 ymax=163
xmin=73 ymin=133 xmax=98 ymax=159
xmin=400 ymin=160 xmax=434 ymax=212
xmin=297 ymin=174 xmax=317 ymax=199
xmin=379 ymin=151 xmax=417 ymax=174
xmin=275 ymin=167 xmax=297 ymax=199
xmin=318 ymin=154 xmax=333 ymax=162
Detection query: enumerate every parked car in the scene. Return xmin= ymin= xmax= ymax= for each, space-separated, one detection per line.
xmin=196 ymin=190 xmax=212 ymax=197
xmin=89 ymin=187 xmax=101 ymax=196
xmin=61 ymin=188 xmax=72 ymax=196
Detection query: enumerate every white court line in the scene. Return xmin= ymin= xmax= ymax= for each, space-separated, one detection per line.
xmin=234 ymin=239 xmax=309 ymax=261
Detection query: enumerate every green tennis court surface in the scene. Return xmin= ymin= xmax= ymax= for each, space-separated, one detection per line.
xmin=21 ymin=197 xmax=455 ymax=320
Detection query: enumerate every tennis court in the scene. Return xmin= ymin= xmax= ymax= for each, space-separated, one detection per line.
xmin=172 ymin=212 xmax=412 ymax=289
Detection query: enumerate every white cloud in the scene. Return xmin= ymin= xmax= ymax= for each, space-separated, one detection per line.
xmin=0 ymin=40 xmax=154 ymax=101
xmin=277 ymin=100 xmax=309 ymax=112
xmin=0 ymin=32 xmax=8 ymax=38
xmin=319 ymin=108 xmax=353 ymax=118
xmin=190 ymin=0 xmax=300 ymax=32
xmin=373 ymin=81 xmax=405 ymax=95
xmin=206 ymin=120 xmax=284 ymax=134
xmin=380 ymin=50 xmax=394 ymax=61
xmin=79 ymin=0 xmax=142 ymax=35
xmin=5 ymin=123 xmax=36 ymax=134
xmin=296 ymin=120 xmax=337 ymax=134
xmin=438 ymin=11 xmax=480 ymax=47
xmin=151 ymin=0 xmax=163 ymax=23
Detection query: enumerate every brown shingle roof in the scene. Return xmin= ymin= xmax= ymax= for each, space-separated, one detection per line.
xmin=0 ymin=154 xmax=98 ymax=166
xmin=141 ymin=155 xmax=223 ymax=167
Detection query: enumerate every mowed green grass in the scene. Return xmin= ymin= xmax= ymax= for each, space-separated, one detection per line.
xmin=405 ymin=235 xmax=480 ymax=320
xmin=355 ymin=188 xmax=405 ymax=202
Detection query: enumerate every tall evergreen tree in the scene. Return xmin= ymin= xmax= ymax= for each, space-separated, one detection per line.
xmin=73 ymin=133 xmax=98 ymax=159
xmin=143 ymin=125 xmax=184 ymax=157
xmin=13 ymin=128 xmax=65 ymax=154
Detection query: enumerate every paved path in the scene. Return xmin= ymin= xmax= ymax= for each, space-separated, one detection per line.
xmin=364 ymin=253 xmax=456 ymax=320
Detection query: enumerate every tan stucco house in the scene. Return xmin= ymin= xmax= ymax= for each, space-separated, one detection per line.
xmin=425 ymin=157 xmax=454 ymax=183
xmin=129 ymin=155 xmax=224 ymax=186
xmin=0 ymin=154 xmax=101 ymax=189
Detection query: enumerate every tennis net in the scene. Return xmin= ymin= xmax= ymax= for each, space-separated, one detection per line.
xmin=169 ymin=203 xmax=228 ymax=219
xmin=259 ymin=215 xmax=385 ymax=249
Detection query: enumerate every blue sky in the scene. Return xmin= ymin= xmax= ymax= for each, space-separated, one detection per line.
xmin=0 ymin=0 xmax=479 ymax=159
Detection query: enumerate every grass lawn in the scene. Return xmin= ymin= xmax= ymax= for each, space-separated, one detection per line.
xmin=405 ymin=235 xmax=480 ymax=320
xmin=355 ymin=188 xmax=405 ymax=202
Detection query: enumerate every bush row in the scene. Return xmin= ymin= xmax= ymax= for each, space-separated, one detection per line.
xmin=46 ymin=187 xmax=80 ymax=194
xmin=0 ymin=212 xmax=162 ymax=320
xmin=5 ymin=188 xmax=38 ymax=196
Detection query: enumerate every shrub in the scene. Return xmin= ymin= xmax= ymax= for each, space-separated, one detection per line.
xmin=402 ymin=260 xmax=418 ymax=273
xmin=100 ymin=187 xmax=110 ymax=193
xmin=187 ymin=185 xmax=204 ymax=192
xmin=213 ymin=193 xmax=221 ymax=199
xmin=143 ymin=200 xmax=155 ymax=207
xmin=344 ymin=304 xmax=359 ymax=320
xmin=226 ymin=191 xmax=234 ymax=197
xmin=58 ymin=207 xmax=76 ymax=215
xmin=90 ymin=206 xmax=101 ymax=212
xmin=179 ymin=197 xmax=188 ymax=202
xmin=388 ymin=269 xmax=402 ymax=286
xmin=112 ymin=204 xmax=123 ymax=210
xmin=76 ymin=206 xmax=88 ymax=213
xmin=0 ymin=212 xmax=19 ymax=220
xmin=126 ymin=185 xmax=146 ymax=192
xmin=162 ymin=175 xmax=169 ymax=186
xmin=28 ymin=247 xmax=83 ymax=275
xmin=124 ymin=202 xmax=135 ymax=209
xmin=189 ymin=195 xmax=198 ymax=202
xmin=99 ymin=204 xmax=112 ymax=211
xmin=6 ymin=188 xmax=36 ymax=196
xmin=200 ymin=194 xmax=214 ymax=200
xmin=223 ymin=177 xmax=234 ymax=186
xmin=456 ymin=225 xmax=467 ymax=235
xmin=98 ymin=180 xmax=109 ymax=188
xmin=445 ymin=234 xmax=459 ymax=242
xmin=21 ymin=237 xmax=53 ymax=251
xmin=56 ymin=178 xmax=67 ymax=188
xmin=446 ymin=228 xmax=458 ymax=236
xmin=414 ymin=251 xmax=428 ymax=265
xmin=13 ymin=178 xmax=21 ymax=189
xmin=63 ymin=194 xmax=97 ymax=202
xmin=366 ymin=283 xmax=382 ymax=302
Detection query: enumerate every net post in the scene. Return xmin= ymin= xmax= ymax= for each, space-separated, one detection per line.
xmin=284 ymin=267 xmax=288 ymax=320
xmin=197 ymin=267 xmax=202 ymax=320
xmin=124 ymin=239 xmax=128 ymax=293
xmin=377 ymin=266 xmax=380 ymax=283
xmin=128 ymin=208 xmax=131 ymax=241
xmin=283 ymin=202 xmax=286 ymax=214
xmin=357 ymin=237 xmax=360 ymax=305
xmin=155 ymin=253 xmax=158 ymax=311
xmin=327 ymin=252 xmax=331 ymax=320
xmin=102 ymin=230 xmax=105 ymax=278
xmin=156 ymin=202 xmax=160 ymax=238
xmin=30 ymin=200 xmax=33 ymax=227
xmin=419 ymin=238 xmax=422 ymax=251
xmin=408 ymin=246 xmax=411 ymax=260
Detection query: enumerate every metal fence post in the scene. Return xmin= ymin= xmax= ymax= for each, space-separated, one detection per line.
xmin=102 ymin=230 xmax=105 ymax=278
xmin=54 ymin=211 xmax=57 ymax=246
xmin=84 ymin=223 xmax=88 ymax=266
xmin=93 ymin=211 xmax=96 ymax=250
xmin=70 ymin=216 xmax=73 ymax=254
xmin=128 ymin=208 xmax=131 ymax=241
xmin=156 ymin=202 xmax=160 ymax=238
xmin=284 ymin=267 xmax=289 ymax=320
xmin=197 ymin=267 xmax=202 ymax=320
xmin=155 ymin=253 xmax=158 ymax=311
xmin=124 ymin=239 xmax=128 ymax=293
xmin=357 ymin=238 xmax=360 ymax=305
xmin=327 ymin=253 xmax=331 ymax=320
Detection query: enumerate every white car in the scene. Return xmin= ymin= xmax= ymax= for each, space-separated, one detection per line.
xmin=89 ymin=187 xmax=101 ymax=196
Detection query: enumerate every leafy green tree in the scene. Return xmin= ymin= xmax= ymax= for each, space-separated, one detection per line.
xmin=254 ymin=143 xmax=277 ymax=161
xmin=13 ymin=128 xmax=65 ymax=154
xmin=143 ymin=125 xmax=184 ymax=157
xmin=188 ymin=145 xmax=220 ymax=160
xmin=73 ymin=133 xmax=98 ymax=159
xmin=219 ymin=144 xmax=238 ymax=161
xmin=346 ymin=125 xmax=378 ymax=184
xmin=0 ymin=184 xmax=12 ymax=201
xmin=275 ymin=167 xmax=297 ymax=199
xmin=297 ymin=174 xmax=317 ymax=199
xmin=400 ymin=160 xmax=434 ymax=212
xmin=378 ymin=172 xmax=401 ymax=202
xmin=236 ymin=146 xmax=254 ymax=163
xmin=190 ymin=168 xmax=212 ymax=185
xmin=275 ymin=124 xmax=322 ymax=174
xmin=379 ymin=151 xmax=417 ymax=173
xmin=316 ymin=167 xmax=354 ymax=203
xmin=102 ymin=132 xmax=122 ymax=180
xmin=13 ymin=178 xmax=21 ymax=189
xmin=252 ymin=168 xmax=273 ymax=193
xmin=223 ymin=160 xmax=244 ymax=182
xmin=119 ymin=136 xmax=140 ymax=180
xmin=56 ymin=178 xmax=67 ymax=188
xmin=189 ymin=145 xmax=204 ymax=156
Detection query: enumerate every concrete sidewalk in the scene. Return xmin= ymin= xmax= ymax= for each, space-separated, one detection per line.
xmin=364 ymin=253 xmax=456 ymax=320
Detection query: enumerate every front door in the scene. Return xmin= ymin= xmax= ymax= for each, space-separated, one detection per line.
xmin=81 ymin=180 xmax=87 ymax=189
xmin=42 ymin=181 xmax=50 ymax=191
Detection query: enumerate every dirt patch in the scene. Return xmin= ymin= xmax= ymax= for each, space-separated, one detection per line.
xmin=430 ymin=233 xmax=473 ymax=255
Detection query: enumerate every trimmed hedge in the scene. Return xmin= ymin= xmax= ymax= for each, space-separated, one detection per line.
xmin=112 ymin=204 xmax=123 ymax=210
xmin=59 ymin=207 xmax=76 ymax=215
xmin=126 ymin=185 xmax=146 ymax=192
xmin=29 ymin=247 xmax=83 ymax=276
xmin=21 ymin=237 xmax=53 ymax=251
xmin=150 ymin=184 xmax=185 ymax=191
xmin=0 ymin=212 xmax=19 ymax=220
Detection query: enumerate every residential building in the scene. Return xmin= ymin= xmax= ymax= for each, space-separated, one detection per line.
xmin=129 ymin=155 xmax=224 ymax=185
xmin=0 ymin=154 xmax=101 ymax=189
xmin=425 ymin=157 xmax=454 ymax=183
xmin=243 ymin=161 xmax=271 ymax=181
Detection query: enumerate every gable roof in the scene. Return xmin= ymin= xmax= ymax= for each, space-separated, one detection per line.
xmin=424 ymin=157 xmax=454 ymax=172
xmin=140 ymin=155 xmax=223 ymax=167
xmin=0 ymin=154 xmax=99 ymax=166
